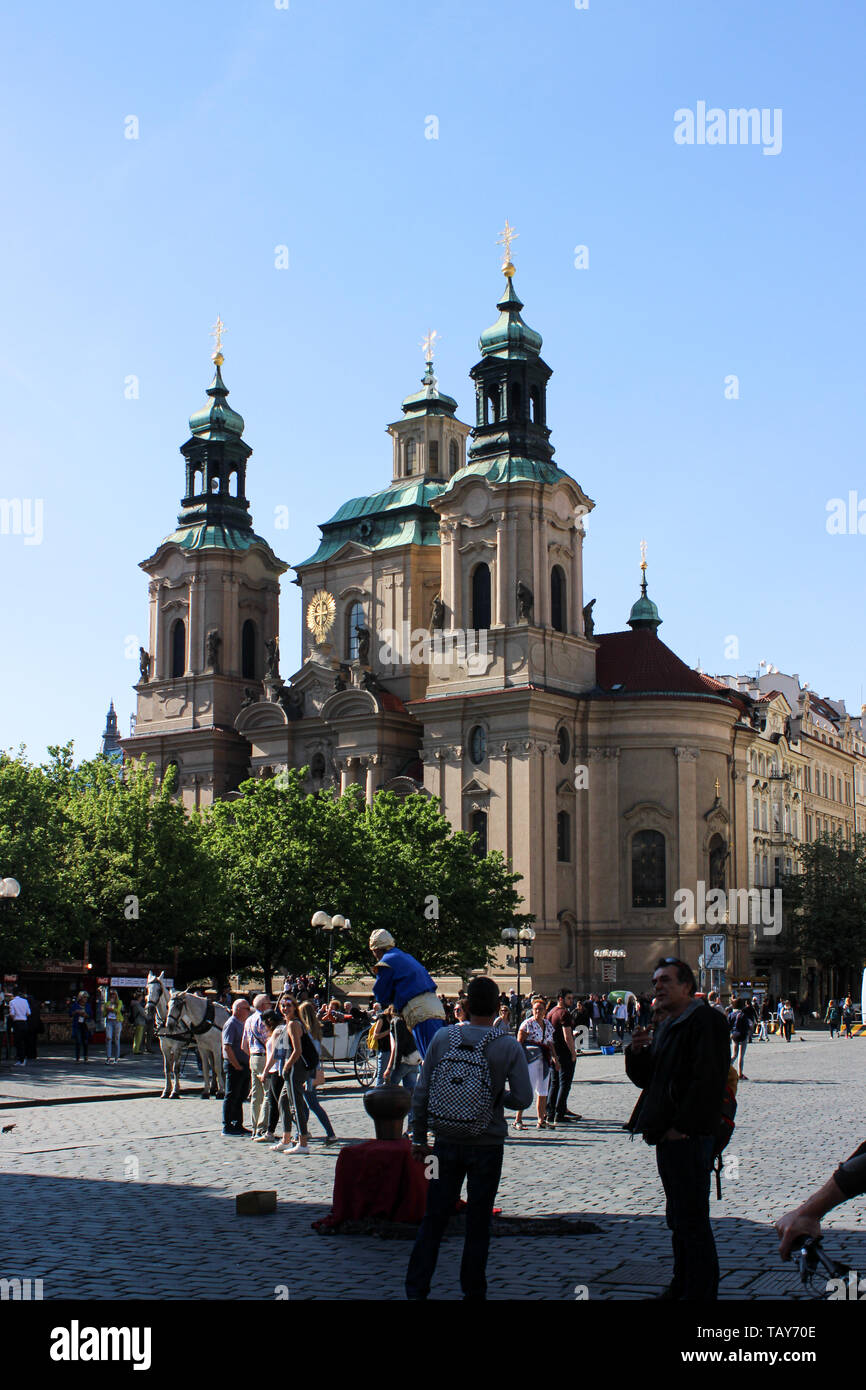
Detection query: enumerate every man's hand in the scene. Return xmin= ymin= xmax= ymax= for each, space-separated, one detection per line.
xmin=775 ymin=1207 xmax=822 ymax=1260
xmin=629 ymin=1026 xmax=652 ymax=1050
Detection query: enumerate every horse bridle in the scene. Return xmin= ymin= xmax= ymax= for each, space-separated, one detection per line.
xmin=162 ymin=993 xmax=215 ymax=1043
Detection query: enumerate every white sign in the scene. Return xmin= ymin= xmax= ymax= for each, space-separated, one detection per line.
xmin=111 ymin=976 xmax=173 ymax=989
xmin=703 ymin=935 xmax=726 ymax=970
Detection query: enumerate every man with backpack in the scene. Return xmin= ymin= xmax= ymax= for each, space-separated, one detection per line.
xmin=405 ymin=975 xmax=532 ymax=1301
xmin=625 ymin=958 xmax=731 ymax=1300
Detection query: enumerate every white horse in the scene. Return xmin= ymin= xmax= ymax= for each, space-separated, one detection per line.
xmin=144 ymin=971 xmax=187 ymax=1100
xmin=165 ymin=992 xmax=229 ymax=1100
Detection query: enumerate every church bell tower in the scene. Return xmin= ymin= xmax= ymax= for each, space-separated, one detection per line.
xmin=122 ymin=323 xmax=288 ymax=808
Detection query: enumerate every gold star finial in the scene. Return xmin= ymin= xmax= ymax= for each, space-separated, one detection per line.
xmin=210 ymin=315 xmax=226 ymax=365
xmin=496 ymin=219 xmax=519 ymax=276
xmin=420 ymin=329 xmax=440 ymax=364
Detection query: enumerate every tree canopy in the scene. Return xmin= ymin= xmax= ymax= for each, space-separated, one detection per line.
xmin=783 ymin=831 xmax=866 ymax=975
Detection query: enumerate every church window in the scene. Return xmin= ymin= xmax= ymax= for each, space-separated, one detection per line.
xmin=551 ymin=565 xmax=567 ymax=633
xmin=171 ymin=620 xmax=186 ymax=677
xmin=631 ymin=829 xmax=666 ymax=907
xmin=347 ymin=601 xmax=364 ymax=660
xmin=428 ymin=440 xmax=439 ymax=474
xmin=529 ymin=387 xmax=542 ymax=424
xmin=228 ymin=470 xmax=238 ymax=497
xmin=557 ymin=810 xmax=571 ymax=862
xmin=406 ymin=440 xmax=416 ymax=475
xmin=449 ymin=439 xmax=459 ymax=475
xmin=558 ymin=728 xmax=570 ymax=764
xmin=242 ymin=620 xmax=256 ymax=679
xmin=485 ymin=389 xmax=498 ymax=425
xmin=471 ymin=563 xmax=491 ymax=631
xmin=193 ymin=466 xmax=203 ymax=494
xmin=469 ymin=726 xmax=487 ymax=765
xmin=470 ymin=809 xmax=488 ymax=857
xmin=210 ymin=476 xmax=220 ymax=493
xmin=508 ymin=382 xmax=522 ymax=419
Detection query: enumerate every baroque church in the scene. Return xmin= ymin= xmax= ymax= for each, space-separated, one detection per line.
xmin=123 ymin=249 xmax=763 ymax=996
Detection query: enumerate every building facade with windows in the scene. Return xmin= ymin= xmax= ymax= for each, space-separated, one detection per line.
xmin=123 ymin=260 xmax=863 ymax=997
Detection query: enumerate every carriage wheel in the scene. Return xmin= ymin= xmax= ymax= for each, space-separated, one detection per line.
xmin=353 ymin=1037 xmax=375 ymax=1089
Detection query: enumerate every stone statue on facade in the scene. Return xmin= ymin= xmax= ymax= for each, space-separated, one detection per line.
xmin=265 ymin=637 xmax=280 ymax=680
xmin=205 ymin=629 xmax=221 ymax=672
xmin=516 ymin=580 xmax=533 ymax=622
xmin=430 ymin=594 xmax=445 ymax=631
xmin=138 ymin=647 xmax=151 ymax=682
xmin=355 ymin=624 xmax=371 ymax=665
xmin=240 ymin=687 xmax=259 ymax=709
xmin=281 ymin=686 xmax=304 ymax=721
xmin=583 ymin=598 xmax=596 ymax=636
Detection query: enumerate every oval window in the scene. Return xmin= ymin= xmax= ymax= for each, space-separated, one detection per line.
xmin=469 ymin=726 xmax=487 ymax=765
xmin=558 ymin=728 xmax=570 ymax=764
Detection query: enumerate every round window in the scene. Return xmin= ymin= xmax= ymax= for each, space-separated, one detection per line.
xmin=558 ymin=728 xmax=570 ymax=764
xmin=469 ymin=726 xmax=487 ymax=765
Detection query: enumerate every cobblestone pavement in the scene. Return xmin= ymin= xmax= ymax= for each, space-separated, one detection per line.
xmin=1 ymin=1032 xmax=864 ymax=1301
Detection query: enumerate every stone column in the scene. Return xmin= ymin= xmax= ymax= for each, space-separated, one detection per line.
xmin=675 ymin=747 xmax=700 ymax=900
xmin=365 ymin=756 xmax=380 ymax=806
xmin=572 ymin=519 xmax=585 ymax=636
xmin=494 ymin=511 xmax=507 ymax=626
xmin=338 ymin=760 xmax=349 ymax=796
xmin=531 ymin=509 xmax=542 ymax=627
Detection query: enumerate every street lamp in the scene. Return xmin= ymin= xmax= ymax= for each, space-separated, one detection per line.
xmin=501 ymin=925 xmax=535 ymax=1002
xmin=312 ymin=911 xmax=350 ymax=1003
xmin=0 ymin=879 xmax=21 ymax=900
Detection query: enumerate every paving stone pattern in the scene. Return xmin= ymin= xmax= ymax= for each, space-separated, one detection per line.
xmin=1 ymin=1032 xmax=864 ymax=1301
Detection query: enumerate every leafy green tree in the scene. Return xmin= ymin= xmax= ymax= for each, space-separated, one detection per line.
xmin=0 ymin=748 xmax=69 ymax=972
xmin=784 ymin=832 xmax=866 ymax=987
xmin=202 ymin=772 xmax=528 ymax=993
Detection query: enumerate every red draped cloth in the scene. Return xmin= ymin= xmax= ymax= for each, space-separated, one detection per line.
xmin=313 ymin=1139 xmax=429 ymax=1230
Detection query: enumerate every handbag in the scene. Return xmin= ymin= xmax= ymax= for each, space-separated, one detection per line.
xmin=314 ymin=1065 xmax=325 ymax=1088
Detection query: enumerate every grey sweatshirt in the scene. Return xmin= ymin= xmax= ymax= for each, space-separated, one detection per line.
xmin=412 ymin=1023 xmax=533 ymax=1146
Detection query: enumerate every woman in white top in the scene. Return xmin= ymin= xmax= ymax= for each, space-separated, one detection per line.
xmin=514 ymin=995 xmax=559 ymax=1130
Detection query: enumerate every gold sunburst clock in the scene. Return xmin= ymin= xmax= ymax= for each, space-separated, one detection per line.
xmin=306 ymin=589 xmax=336 ymax=642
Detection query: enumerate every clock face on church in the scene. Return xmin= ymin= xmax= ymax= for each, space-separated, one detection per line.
xmin=306 ymin=589 xmax=336 ymax=643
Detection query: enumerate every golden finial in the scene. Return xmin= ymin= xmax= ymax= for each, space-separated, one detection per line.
xmin=496 ymin=219 xmax=519 ymax=277
xmin=714 ymin=777 xmax=721 ymax=798
xmin=420 ymin=329 xmax=440 ymax=364
xmin=210 ymin=315 xmax=226 ymax=366
xmin=640 ymin=538 xmax=648 ymax=573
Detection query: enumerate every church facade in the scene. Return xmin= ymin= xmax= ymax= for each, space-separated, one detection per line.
xmin=123 ymin=258 xmax=794 ymax=997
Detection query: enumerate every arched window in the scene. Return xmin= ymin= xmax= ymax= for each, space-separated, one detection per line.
xmin=310 ymin=752 xmax=326 ymax=780
xmin=508 ymin=382 xmax=521 ymax=419
xmin=241 ymin=619 xmax=256 ymax=679
xmin=347 ymin=600 xmax=364 ymax=659
xmin=193 ymin=466 xmax=203 ymax=494
xmin=471 ymin=563 xmax=491 ymax=630
xmin=449 ymin=439 xmax=459 ymax=474
xmin=406 ymin=440 xmax=416 ymax=475
xmin=550 ymin=565 xmax=567 ymax=633
xmin=557 ymin=727 xmax=570 ymax=764
xmin=529 ymin=387 xmax=542 ymax=424
xmin=228 ymin=470 xmax=238 ymax=497
xmin=485 ymin=389 xmax=498 ymax=425
xmin=557 ymin=810 xmax=571 ymax=862
xmin=632 ymin=829 xmax=666 ymax=907
xmin=470 ymin=809 xmax=488 ymax=857
xmin=164 ymin=759 xmax=180 ymax=794
xmin=428 ymin=440 xmax=439 ymax=474
xmin=753 ymin=799 xmax=760 ymax=829
xmin=171 ymin=620 xmax=186 ymax=677
xmin=210 ymin=475 xmax=220 ymax=493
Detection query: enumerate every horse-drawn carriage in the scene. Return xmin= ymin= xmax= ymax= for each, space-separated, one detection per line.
xmin=319 ymin=1016 xmax=375 ymax=1087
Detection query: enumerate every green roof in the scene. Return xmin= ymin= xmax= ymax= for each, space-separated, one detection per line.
xmin=438 ymin=455 xmax=572 ymax=495
xmin=296 ymin=478 xmax=446 ymax=568
xmin=148 ymin=522 xmax=286 ymax=569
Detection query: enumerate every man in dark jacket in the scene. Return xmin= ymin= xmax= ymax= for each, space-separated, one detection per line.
xmin=625 ymin=958 xmax=731 ymax=1300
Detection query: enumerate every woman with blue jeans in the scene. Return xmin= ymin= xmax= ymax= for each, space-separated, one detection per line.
xmin=298 ymin=1002 xmax=337 ymax=1143
xmin=104 ymin=990 xmax=123 ymax=1064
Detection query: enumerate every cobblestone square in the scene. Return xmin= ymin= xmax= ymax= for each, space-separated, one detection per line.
xmin=2 ymin=1030 xmax=864 ymax=1301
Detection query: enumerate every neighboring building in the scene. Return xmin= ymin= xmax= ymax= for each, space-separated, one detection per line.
xmin=123 ymin=253 xmax=864 ymax=998
xmin=99 ymin=700 xmax=123 ymax=761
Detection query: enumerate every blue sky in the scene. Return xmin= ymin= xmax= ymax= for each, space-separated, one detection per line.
xmin=1 ymin=0 xmax=865 ymax=758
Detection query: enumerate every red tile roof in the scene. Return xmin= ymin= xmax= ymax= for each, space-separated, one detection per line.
xmin=594 ymin=630 xmax=743 ymax=707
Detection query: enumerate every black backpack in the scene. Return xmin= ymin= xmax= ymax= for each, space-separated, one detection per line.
xmin=299 ymin=1027 xmax=319 ymax=1071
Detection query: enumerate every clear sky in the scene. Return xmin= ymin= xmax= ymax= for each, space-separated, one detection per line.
xmin=1 ymin=0 xmax=864 ymax=759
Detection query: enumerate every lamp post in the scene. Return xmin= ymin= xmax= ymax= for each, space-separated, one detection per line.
xmin=312 ymin=911 xmax=349 ymax=1003
xmin=0 ymin=879 xmax=21 ymax=901
xmin=501 ymin=925 xmax=535 ymax=1003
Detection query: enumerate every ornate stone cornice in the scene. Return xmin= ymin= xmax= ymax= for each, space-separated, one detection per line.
xmin=674 ymin=746 xmax=699 ymax=763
